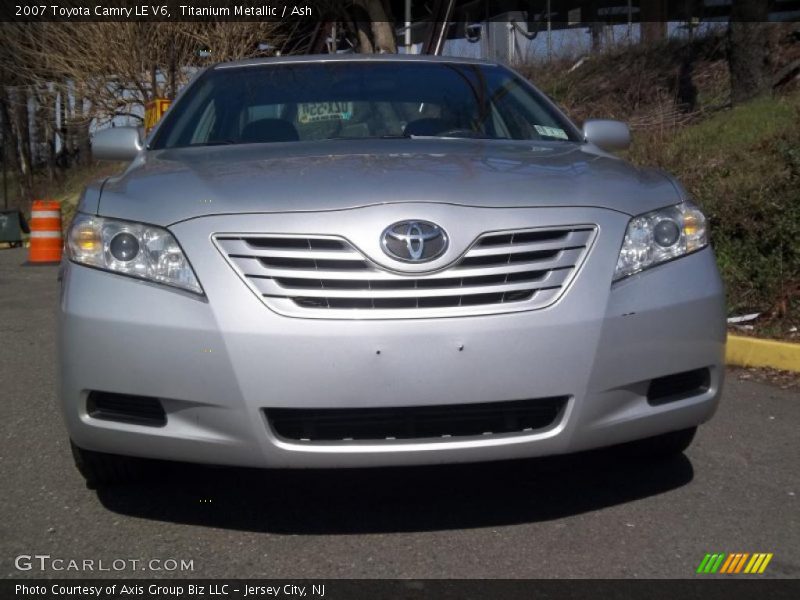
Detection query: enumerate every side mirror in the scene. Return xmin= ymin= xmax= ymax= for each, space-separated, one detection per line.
xmin=92 ymin=127 xmax=144 ymax=161
xmin=582 ymin=119 xmax=631 ymax=152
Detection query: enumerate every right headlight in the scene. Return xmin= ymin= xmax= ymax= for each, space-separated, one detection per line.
xmin=614 ymin=202 xmax=708 ymax=281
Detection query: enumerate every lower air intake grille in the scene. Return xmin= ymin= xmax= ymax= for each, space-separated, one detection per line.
xmin=647 ymin=368 xmax=711 ymax=405
xmin=264 ymin=397 xmax=568 ymax=442
xmin=87 ymin=391 xmax=167 ymax=427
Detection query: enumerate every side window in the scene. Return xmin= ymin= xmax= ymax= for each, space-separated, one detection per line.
xmin=491 ymin=80 xmax=571 ymax=141
xmin=190 ymin=101 xmax=216 ymax=144
xmin=491 ymin=84 xmax=538 ymax=139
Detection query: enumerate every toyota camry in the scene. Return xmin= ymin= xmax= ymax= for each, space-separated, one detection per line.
xmin=59 ymin=55 xmax=725 ymax=485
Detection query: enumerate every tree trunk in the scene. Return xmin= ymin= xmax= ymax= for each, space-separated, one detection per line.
xmin=76 ymin=108 xmax=91 ymax=167
xmin=36 ymin=85 xmax=58 ymax=182
xmin=168 ymin=40 xmax=177 ymax=100
xmin=354 ymin=21 xmax=374 ymax=53
xmin=73 ymin=83 xmax=91 ymax=167
xmin=0 ymin=86 xmax=21 ymax=209
xmin=354 ymin=0 xmax=397 ymax=53
xmin=728 ymin=0 xmax=771 ymax=105
xmin=0 ymin=88 xmax=19 ymax=170
xmin=10 ymin=86 xmax=33 ymax=212
xmin=370 ymin=21 xmax=397 ymax=53
xmin=150 ymin=64 xmax=159 ymax=100
xmin=59 ymin=81 xmax=70 ymax=167
xmin=640 ymin=0 xmax=668 ymax=44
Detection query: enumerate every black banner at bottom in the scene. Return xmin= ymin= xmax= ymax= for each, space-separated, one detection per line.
xmin=4 ymin=579 xmax=800 ymax=600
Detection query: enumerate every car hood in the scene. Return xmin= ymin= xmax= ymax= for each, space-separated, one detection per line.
xmin=95 ymin=139 xmax=683 ymax=226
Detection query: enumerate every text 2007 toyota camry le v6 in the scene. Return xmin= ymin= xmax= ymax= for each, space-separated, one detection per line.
xmin=59 ymin=55 xmax=725 ymax=485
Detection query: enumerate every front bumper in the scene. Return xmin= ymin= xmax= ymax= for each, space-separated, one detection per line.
xmin=58 ymin=207 xmax=726 ymax=468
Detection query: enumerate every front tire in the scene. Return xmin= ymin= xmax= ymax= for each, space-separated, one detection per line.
xmin=70 ymin=441 xmax=146 ymax=488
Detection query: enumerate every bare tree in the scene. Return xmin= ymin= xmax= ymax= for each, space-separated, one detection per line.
xmin=311 ymin=0 xmax=397 ymax=54
xmin=640 ymin=0 xmax=668 ymax=44
xmin=0 ymin=21 xmax=287 ymax=185
xmin=728 ymin=0 xmax=772 ymax=104
xmin=355 ymin=1 xmax=397 ymax=53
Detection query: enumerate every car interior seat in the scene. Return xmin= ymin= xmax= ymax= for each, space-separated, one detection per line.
xmin=240 ymin=119 xmax=300 ymax=144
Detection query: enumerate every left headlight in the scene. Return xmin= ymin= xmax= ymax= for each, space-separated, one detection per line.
xmin=66 ymin=214 xmax=203 ymax=294
xmin=614 ymin=202 xmax=708 ymax=281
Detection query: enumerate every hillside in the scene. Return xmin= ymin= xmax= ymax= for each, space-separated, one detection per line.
xmin=524 ymin=31 xmax=800 ymax=337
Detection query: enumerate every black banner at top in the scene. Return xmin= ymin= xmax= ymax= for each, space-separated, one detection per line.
xmin=2 ymin=1 xmax=317 ymax=22
xmin=1 ymin=0 xmax=798 ymax=23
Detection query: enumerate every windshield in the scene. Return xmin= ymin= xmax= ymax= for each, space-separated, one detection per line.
xmin=151 ymin=61 xmax=580 ymax=149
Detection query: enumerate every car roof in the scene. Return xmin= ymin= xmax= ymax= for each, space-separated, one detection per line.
xmin=213 ymin=53 xmax=500 ymax=70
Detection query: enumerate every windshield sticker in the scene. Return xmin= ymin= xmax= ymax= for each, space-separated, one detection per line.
xmin=298 ymin=102 xmax=354 ymax=124
xmin=534 ymin=125 xmax=569 ymax=140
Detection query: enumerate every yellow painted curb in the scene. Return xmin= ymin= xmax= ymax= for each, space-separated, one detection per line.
xmin=727 ymin=334 xmax=800 ymax=373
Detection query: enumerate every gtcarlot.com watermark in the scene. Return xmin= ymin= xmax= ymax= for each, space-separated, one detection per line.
xmin=14 ymin=554 xmax=194 ymax=572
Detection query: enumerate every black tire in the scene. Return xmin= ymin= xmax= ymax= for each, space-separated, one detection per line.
xmin=623 ymin=427 xmax=697 ymax=460
xmin=70 ymin=441 xmax=146 ymax=488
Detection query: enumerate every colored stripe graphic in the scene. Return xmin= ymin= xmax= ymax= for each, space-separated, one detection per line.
xmin=723 ymin=553 xmax=741 ymax=574
xmin=697 ymin=554 xmax=712 ymax=573
xmin=744 ymin=554 xmax=759 ymax=573
xmin=711 ymin=554 xmax=726 ymax=573
xmin=722 ymin=553 xmax=739 ymax=573
xmin=700 ymin=553 xmax=773 ymax=574
xmin=734 ymin=553 xmax=749 ymax=573
xmin=719 ymin=554 xmax=736 ymax=573
xmin=697 ymin=553 xmax=727 ymax=573
xmin=758 ymin=554 xmax=773 ymax=573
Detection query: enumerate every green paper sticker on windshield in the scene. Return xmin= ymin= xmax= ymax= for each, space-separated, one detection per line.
xmin=534 ymin=125 xmax=568 ymax=140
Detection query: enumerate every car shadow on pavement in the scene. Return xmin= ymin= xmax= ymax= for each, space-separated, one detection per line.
xmin=94 ymin=448 xmax=694 ymax=534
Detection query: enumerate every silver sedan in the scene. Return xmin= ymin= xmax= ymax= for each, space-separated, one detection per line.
xmin=60 ymin=55 xmax=725 ymax=486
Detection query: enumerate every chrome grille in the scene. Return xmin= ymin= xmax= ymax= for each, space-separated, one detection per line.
xmin=214 ymin=226 xmax=596 ymax=319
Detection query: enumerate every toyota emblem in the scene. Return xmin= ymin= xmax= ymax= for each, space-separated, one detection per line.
xmin=381 ymin=221 xmax=448 ymax=263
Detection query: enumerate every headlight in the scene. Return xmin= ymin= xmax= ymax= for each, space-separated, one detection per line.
xmin=66 ymin=214 xmax=203 ymax=294
xmin=614 ymin=202 xmax=708 ymax=281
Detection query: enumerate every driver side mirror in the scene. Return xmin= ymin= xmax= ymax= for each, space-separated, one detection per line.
xmin=92 ymin=126 xmax=144 ymax=161
xmin=582 ymin=120 xmax=631 ymax=152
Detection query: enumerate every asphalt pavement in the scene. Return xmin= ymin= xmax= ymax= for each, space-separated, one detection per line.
xmin=1 ymin=247 xmax=798 ymax=579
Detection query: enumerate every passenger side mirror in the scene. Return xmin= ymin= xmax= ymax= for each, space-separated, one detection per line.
xmin=92 ymin=126 xmax=144 ymax=161
xmin=582 ymin=120 xmax=631 ymax=152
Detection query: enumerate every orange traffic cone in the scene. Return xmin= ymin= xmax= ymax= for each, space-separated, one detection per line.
xmin=28 ymin=200 xmax=62 ymax=264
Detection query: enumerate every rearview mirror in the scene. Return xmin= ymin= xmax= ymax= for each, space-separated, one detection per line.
xmin=582 ymin=120 xmax=631 ymax=152
xmin=92 ymin=127 xmax=144 ymax=161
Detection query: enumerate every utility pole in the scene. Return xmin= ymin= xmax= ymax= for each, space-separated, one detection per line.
xmin=168 ymin=38 xmax=177 ymax=100
xmin=1 ymin=102 xmax=7 ymax=210
xmin=627 ymin=0 xmax=633 ymax=43
xmin=2 ymin=134 xmax=7 ymax=210
xmin=547 ymin=0 xmax=552 ymax=63
xmin=404 ymin=0 xmax=412 ymax=53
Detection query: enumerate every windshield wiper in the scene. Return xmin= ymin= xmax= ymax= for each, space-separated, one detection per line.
xmin=411 ymin=129 xmax=493 ymax=140
xmin=329 ymin=134 xmax=411 ymax=140
xmin=189 ymin=140 xmax=239 ymax=147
